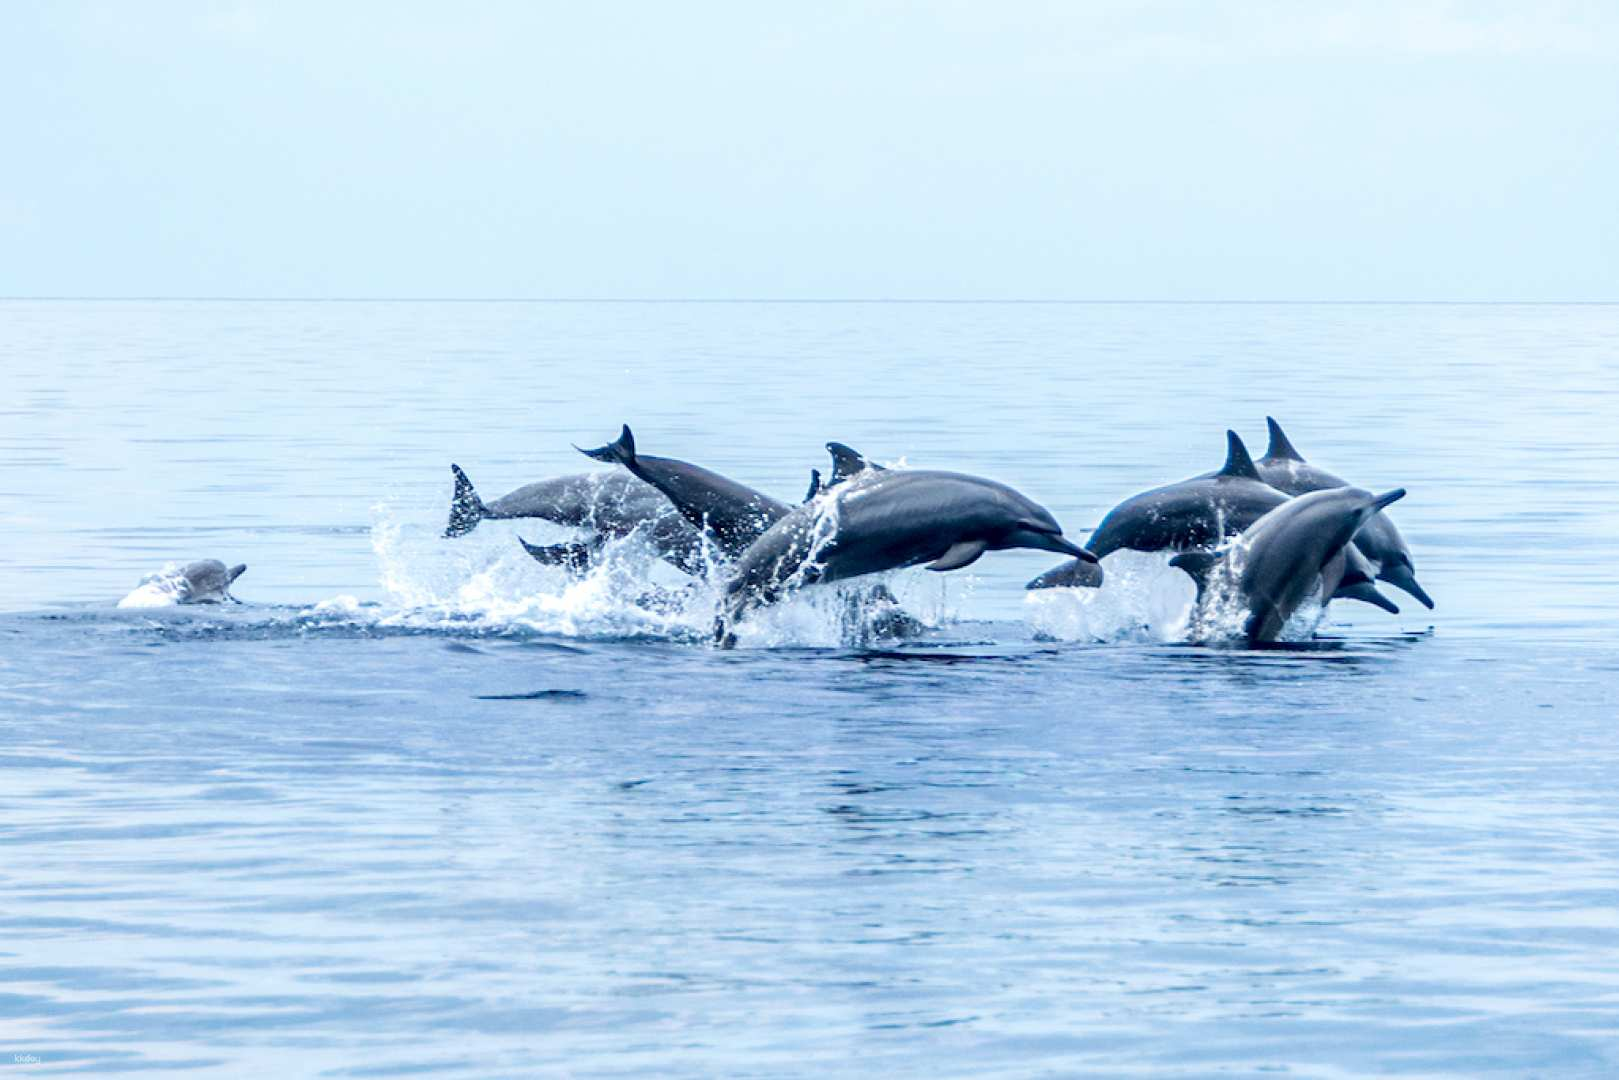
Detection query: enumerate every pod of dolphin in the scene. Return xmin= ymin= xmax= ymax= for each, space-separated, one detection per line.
xmin=436 ymin=417 xmax=1432 ymax=648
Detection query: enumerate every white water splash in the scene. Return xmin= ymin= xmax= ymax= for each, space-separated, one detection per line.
xmin=117 ymin=563 xmax=191 ymax=609
xmin=364 ymin=501 xmax=941 ymax=647
xmin=1025 ymin=549 xmax=1197 ymax=643
xmin=1025 ymin=548 xmax=1332 ymax=646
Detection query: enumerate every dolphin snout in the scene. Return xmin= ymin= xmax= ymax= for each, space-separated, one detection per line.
xmin=1008 ymin=525 xmax=1098 ymax=563
xmin=1046 ymin=535 xmax=1100 ymax=563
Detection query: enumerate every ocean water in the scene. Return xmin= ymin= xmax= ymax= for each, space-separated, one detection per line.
xmin=2 ymin=299 xmax=1618 ymax=1076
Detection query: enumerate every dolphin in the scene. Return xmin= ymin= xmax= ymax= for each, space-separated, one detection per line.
xmin=447 ymin=465 xmax=709 ymax=574
xmin=715 ymin=468 xmax=1095 ymax=646
xmin=1027 ymin=431 xmax=1289 ymax=590
xmin=143 ymin=560 xmax=246 ymax=605
xmin=177 ymin=560 xmax=247 ymax=604
xmin=1170 ymin=487 xmax=1406 ymax=645
xmin=579 ymin=425 xmax=791 ymax=559
xmin=1257 ymin=417 xmax=1434 ymax=609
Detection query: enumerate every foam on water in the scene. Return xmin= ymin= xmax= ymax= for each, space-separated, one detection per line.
xmin=1026 ymin=547 xmax=1332 ymax=646
xmin=1026 ymin=549 xmax=1198 ymax=643
xmin=115 ymin=562 xmax=192 ymax=608
xmin=370 ymin=506 xmax=714 ymax=640
xmin=363 ymin=499 xmax=955 ymax=648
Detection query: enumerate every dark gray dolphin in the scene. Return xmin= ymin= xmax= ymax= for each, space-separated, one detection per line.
xmin=715 ymin=468 xmax=1095 ymax=646
xmin=1257 ymin=417 xmax=1434 ymax=609
xmin=447 ymin=465 xmax=708 ymax=574
xmin=579 ymin=425 xmax=790 ymax=559
xmin=177 ymin=560 xmax=247 ymax=604
xmin=1171 ymin=487 xmax=1406 ymax=645
xmin=1026 ymin=431 xmax=1289 ymax=590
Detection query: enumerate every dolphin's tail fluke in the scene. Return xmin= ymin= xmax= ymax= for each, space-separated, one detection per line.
xmin=517 ymin=536 xmax=595 ymax=576
xmin=445 ymin=464 xmax=489 ymax=538
xmin=578 ymin=425 xmax=637 ymax=467
xmin=1026 ymin=558 xmax=1105 ymax=590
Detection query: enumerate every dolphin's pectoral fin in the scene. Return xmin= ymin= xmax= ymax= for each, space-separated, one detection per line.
xmin=802 ymin=469 xmax=823 ymax=503
xmin=927 ymin=539 xmax=989 ymax=572
xmin=1334 ymin=580 xmax=1400 ymax=614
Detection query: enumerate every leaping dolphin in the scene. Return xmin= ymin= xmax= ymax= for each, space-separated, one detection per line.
xmin=446 ymin=464 xmax=708 ymax=575
xmin=1171 ymin=487 xmax=1407 ymax=645
xmin=1257 ymin=417 xmax=1434 ymax=609
xmin=579 ymin=425 xmax=790 ymax=560
xmin=1027 ymin=431 xmax=1288 ymax=590
xmin=715 ymin=468 xmax=1096 ymax=647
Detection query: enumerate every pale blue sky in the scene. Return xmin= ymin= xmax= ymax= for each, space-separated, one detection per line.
xmin=3 ymin=1 xmax=1616 ymax=299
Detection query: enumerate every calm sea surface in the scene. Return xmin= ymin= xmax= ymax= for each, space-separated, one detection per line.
xmin=2 ymin=300 xmax=1618 ymax=1076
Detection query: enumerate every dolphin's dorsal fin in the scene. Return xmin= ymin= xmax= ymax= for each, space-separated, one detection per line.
xmin=1169 ymin=550 xmax=1221 ymax=599
xmin=1264 ymin=417 xmax=1305 ymax=462
xmin=803 ymin=469 xmax=823 ymax=503
xmin=1217 ymin=430 xmax=1262 ymax=480
xmin=927 ymin=539 xmax=988 ymax=572
xmin=226 ymin=564 xmax=247 ymax=585
xmin=577 ymin=424 xmax=637 ymax=467
xmin=826 ymin=442 xmax=879 ymax=484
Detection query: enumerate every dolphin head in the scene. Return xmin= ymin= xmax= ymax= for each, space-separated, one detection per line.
xmin=1376 ymin=550 xmax=1434 ymax=610
xmin=994 ymin=502 xmax=1098 ymax=562
xmin=178 ymin=560 xmax=247 ymax=604
xmin=977 ymin=487 xmax=1099 ymax=562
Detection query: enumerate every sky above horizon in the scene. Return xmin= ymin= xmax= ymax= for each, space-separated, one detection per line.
xmin=3 ymin=1 xmax=1617 ymax=300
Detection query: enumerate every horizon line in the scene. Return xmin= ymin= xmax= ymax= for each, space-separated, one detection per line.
xmin=1 ymin=296 xmax=1616 ymax=305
